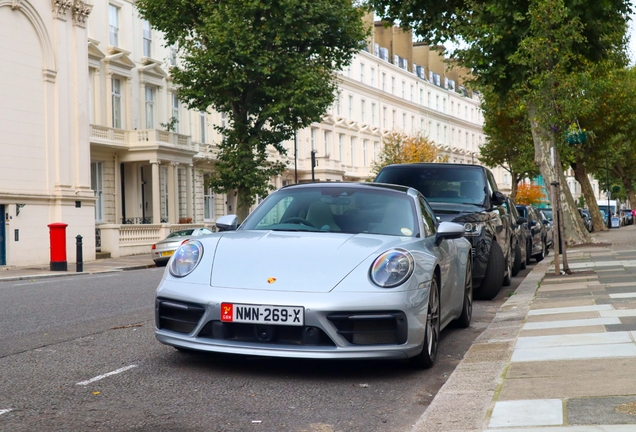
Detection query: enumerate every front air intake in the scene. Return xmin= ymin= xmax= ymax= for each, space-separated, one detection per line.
xmin=156 ymin=298 xmax=205 ymax=334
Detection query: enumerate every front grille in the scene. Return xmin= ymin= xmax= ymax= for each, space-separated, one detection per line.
xmin=327 ymin=312 xmax=407 ymax=345
xmin=197 ymin=321 xmax=335 ymax=346
xmin=156 ymin=298 xmax=205 ymax=334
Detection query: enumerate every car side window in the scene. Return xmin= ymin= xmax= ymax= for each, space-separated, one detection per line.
xmin=419 ymin=197 xmax=437 ymax=237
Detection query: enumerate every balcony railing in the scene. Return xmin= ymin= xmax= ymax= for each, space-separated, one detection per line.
xmin=89 ymin=125 xmax=195 ymax=153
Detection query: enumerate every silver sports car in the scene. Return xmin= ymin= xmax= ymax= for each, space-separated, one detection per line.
xmin=155 ymin=182 xmax=472 ymax=368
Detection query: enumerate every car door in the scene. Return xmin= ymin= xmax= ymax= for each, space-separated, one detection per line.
xmin=419 ymin=197 xmax=458 ymax=321
xmin=528 ymin=208 xmax=543 ymax=254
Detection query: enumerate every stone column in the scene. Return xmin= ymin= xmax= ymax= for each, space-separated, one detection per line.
xmin=151 ymin=161 xmax=161 ymax=224
xmin=186 ymin=164 xmax=193 ymax=220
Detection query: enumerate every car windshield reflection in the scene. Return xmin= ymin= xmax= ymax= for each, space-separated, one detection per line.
xmin=240 ymin=186 xmax=419 ymax=237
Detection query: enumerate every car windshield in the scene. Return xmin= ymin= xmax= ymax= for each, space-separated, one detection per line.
xmin=375 ymin=165 xmax=487 ymax=205
xmin=167 ymin=229 xmax=194 ymax=238
xmin=241 ymin=186 xmax=418 ymax=236
xmin=542 ymin=209 xmax=553 ymax=220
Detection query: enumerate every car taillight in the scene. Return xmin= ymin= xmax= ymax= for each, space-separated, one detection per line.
xmin=151 ymin=244 xmax=156 ymax=250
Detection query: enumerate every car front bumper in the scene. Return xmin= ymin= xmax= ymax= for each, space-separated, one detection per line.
xmin=155 ymin=281 xmax=429 ymax=360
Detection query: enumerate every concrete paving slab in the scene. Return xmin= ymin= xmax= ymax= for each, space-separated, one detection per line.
xmin=484 ymin=426 xmax=636 ymax=431
xmin=488 ymin=399 xmax=563 ymax=428
xmin=528 ymin=304 xmax=612 ymax=315
xmin=539 ymin=283 xmax=604 ymax=292
xmin=515 ymin=332 xmax=632 ymax=349
xmin=474 ymin=326 xmax=523 ymax=344
xmin=568 ymin=396 xmax=636 ymax=425
xmin=510 ymin=343 xmax=636 ymax=362
xmin=605 ymin=323 xmax=636 ymax=332
xmin=519 ymin=326 xmax=606 ymax=338
xmin=530 ymin=299 xmax=597 ymax=309
xmin=600 ymin=310 xmax=636 ymax=318
xmin=541 ymin=276 xmax=600 ymax=284
xmin=536 ymin=289 xmax=606 ymax=298
xmin=605 ymin=282 xmax=636 ymax=288
xmin=609 ymin=292 xmax=636 ymax=298
xmin=523 ymin=317 xmax=621 ymax=330
xmin=526 ymin=311 xmax=601 ymax=323
xmin=500 ymin=358 xmax=636 ymax=400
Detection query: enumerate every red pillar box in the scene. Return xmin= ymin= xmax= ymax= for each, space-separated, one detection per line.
xmin=48 ymin=223 xmax=68 ymax=271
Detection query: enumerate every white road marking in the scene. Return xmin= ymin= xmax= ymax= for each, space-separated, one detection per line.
xmin=75 ymin=365 xmax=138 ymax=386
xmin=0 ymin=409 xmax=12 ymax=416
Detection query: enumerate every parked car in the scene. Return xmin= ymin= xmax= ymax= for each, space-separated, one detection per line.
xmin=620 ymin=209 xmax=633 ymax=226
xmin=155 ymin=182 xmax=473 ymax=369
xmin=516 ymin=205 xmax=548 ymax=262
xmin=539 ymin=209 xmax=554 ymax=249
xmin=578 ymin=208 xmax=593 ymax=232
xmin=502 ymin=197 xmax=528 ymax=276
xmin=374 ymin=163 xmax=512 ymax=300
xmin=151 ymin=227 xmax=215 ymax=266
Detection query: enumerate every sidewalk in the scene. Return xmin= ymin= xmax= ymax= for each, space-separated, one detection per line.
xmin=412 ymin=225 xmax=636 ymax=432
xmin=0 ymin=253 xmax=156 ymax=282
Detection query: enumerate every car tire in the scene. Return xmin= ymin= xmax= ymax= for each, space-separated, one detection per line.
xmin=411 ymin=277 xmax=440 ymax=369
xmin=154 ymin=260 xmax=168 ymax=267
xmin=535 ymin=240 xmax=546 ymax=262
xmin=454 ymin=258 xmax=472 ymax=329
xmin=475 ymin=241 xmax=505 ymax=301
xmin=512 ymin=243 xmax=522 ymax=276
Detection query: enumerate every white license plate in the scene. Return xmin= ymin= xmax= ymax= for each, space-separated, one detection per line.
xmin=220 ymin=303 xmax=304 ymax=326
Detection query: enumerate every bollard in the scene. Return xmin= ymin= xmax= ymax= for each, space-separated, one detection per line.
xmin=76 ymin=235 xmax=83 ymax=272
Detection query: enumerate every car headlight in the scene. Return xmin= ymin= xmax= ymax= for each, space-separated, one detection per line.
xmin=464 ymin=222 xmax=486 ymax=236
xmin=370 ymin=249 xmax=414 ymax=288
xmin=169 ymin=241 xmax=203 ymax=278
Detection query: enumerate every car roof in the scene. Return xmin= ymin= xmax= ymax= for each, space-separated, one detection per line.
xmin=380 ymin=162 xmax=485 ymax=170
xmin=280 ymin=181 xmax=415 ymax=195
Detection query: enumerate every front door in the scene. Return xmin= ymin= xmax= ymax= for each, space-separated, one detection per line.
xmin=0 ymin=205 xmax=5 ymax=265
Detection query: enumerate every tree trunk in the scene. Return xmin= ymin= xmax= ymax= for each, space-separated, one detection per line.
xmin=571 ymin=159 xmax=608 ymax=232
xmin=236 ymin=187 xmax=250 ymax=223
xmin=527 ymin=103 xmax=591 ymax=245
xmin=627 ymin=189 xmax=636 ymax=210
xmin=510 ymin=171 xmax=519 ymax=202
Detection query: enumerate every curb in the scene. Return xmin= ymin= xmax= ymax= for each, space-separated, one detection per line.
xmin=0 ymin=264 xmax=157 ymax=282
xmin=409 ymin=258 xmax=552 ymax=432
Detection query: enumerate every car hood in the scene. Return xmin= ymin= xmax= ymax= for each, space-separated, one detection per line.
xmin=210 ymin=231 xmax=407 ymax=293
xmin=429 ymin=202 xmax=490 ymax=223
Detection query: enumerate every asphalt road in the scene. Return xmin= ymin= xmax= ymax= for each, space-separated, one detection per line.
xmin=0 ymin=261 xmax=537 ymax=432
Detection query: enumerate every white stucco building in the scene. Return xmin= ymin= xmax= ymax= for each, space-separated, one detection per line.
xmin=1 ymin=2 xmax=496 ymax=267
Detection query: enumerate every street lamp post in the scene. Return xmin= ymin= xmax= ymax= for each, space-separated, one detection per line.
xmin=606 ymin=157 xmax=611 ymax=229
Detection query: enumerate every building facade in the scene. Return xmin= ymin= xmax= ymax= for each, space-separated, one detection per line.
xmin=1 ymin=1 xmax=501 ymax=267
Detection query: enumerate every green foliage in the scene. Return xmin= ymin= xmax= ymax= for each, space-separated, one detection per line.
xmin=367 ymin=0 xmax=631 ymax=97
xmin=479 ymin=88 xmax=539 ymax=196
xmin=160 ymin=116 xmax=179 ymax=132
xmin=137 ymin=0 xmax=369 ymax=218
xmin=576 ymin=195 xmax=586 ymax=208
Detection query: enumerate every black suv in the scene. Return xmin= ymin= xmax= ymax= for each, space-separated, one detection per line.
xmin=375 ymin=163 xmax=512 ymax=300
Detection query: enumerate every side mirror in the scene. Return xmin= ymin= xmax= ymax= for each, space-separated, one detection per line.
xmin=492 ymin=191 xmax=506 ymax=206
xmin=435 ymin=221 xmax=465 ymax=246
xmin=216 ymin=214 xmax=238 ymax=232
xmin=542 ymin=220 xmax=550 ymax=225
xmin=516 ymin=217 xmax=528 ymax=225
xmin=529 ymin=220 xmax=537 ymax=227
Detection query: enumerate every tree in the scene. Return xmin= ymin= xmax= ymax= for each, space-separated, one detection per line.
xmin=371 ymin=132 xmax=445 ymax=175
xmin=368 ymin=0 xmax=631 ymax=244
xmin=479 ymin=89 xmax=539 ymax=201
xmin=515 ymin=183 xmax=546 ymax=206
xmin=137 ymin=0 xmax=369 ymax=220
